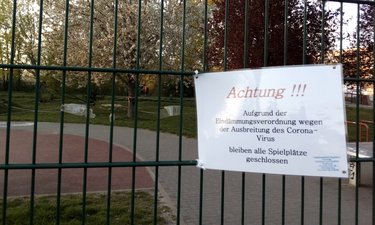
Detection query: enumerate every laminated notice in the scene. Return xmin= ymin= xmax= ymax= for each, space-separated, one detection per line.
xmin=194 ymin=65 xmax=348 ymax=178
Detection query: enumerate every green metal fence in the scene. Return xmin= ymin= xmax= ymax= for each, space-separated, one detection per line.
xmin=0 ymin=0 xmax=374 ymax=224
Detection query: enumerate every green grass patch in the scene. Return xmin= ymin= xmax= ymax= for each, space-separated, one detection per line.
xmin=0 ymin=191 xmax=174 ymax=225
xmin=0 ymin=91 xmax=197 ymax=137
xmin=1 ymin=91 xmax=374 ymax=141
xmin=346 ymin=106 xmax=374 ymax=142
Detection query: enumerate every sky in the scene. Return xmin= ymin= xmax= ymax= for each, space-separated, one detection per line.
xmin=326 ymin=1 xmax=359 ymax=49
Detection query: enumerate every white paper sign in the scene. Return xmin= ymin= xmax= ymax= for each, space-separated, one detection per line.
xmin=195 ymin=65 xmax=348 ymax=178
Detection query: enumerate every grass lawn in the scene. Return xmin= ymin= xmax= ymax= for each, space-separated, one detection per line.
xmin=0 ymin=91 xmax=197 ymax=137
xmin=345 ymin=106 xmax=374 ymax=142
xmin=1 ymin=191 xmax=174 ymax=225
xmin=1 ymin=91 xmax=373 ymax=141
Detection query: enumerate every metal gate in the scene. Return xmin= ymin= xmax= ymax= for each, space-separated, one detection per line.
xmin=0 ymin=0 xmax=374 ymax=224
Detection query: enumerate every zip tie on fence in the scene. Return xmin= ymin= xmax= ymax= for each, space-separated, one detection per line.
xmin=196 ymin=159 xmax=206 ymax=170
xmin=194 ymin=70 xmax=199 ymax=79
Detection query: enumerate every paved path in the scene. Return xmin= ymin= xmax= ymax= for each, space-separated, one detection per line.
xmin=1 ymin=122 xmax=373 ymax=225
xmin=0 ymin=128 xmax=153 ymax=196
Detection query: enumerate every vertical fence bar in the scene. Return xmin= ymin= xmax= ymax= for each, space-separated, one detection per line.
xmin=243 ymin=0 xmax=249 ymax=68
xmin=263 ymin=0 xmax=269 ymax=67
xmin=2 ymin=0 xmax=18 ymax=224
xmin=153 ymin=80 xmax=161 ymax=225
xmin=203 ymin=0 xmax=209 ymax=73
xmin=338 ymin=2 xmax=344 ymax=225
xmin=131 ymin=1 xmax=142 ymax=224
xmin=57 ymin=0 xmax=70 ymax=224
xmin=300 ymin=176 xmax=305 ymax=225
xmin=2 ymin=0 xmax=17 ymax=222
xmin=301 ymin=1 xmax=307 ymax=224
xmin=220 ymin=171 xmax=225 ymax=225
xmin=241 ymin=173 xmax=246 ymax=224
xmin=82 ymin=0 xmax=96 ymax=224
xmin=372 ymin=6 xmax=375 ymax=225
xmin=177 ymin=1 xmax=187 ymax=224
xmin=106 ymin=77 xmax=115 ymax=225
xmin=30 ymin=1 xmax=44 ymax=224
xmin=282 ymin=1 xmax=288 ymax=224
xmin=283 ymin=0 xmax=288 ymax=65
xmin=319 ymin=177 xmax=323 ymax=225
xmin=319 ymin=2 xmax=326 ymax=225
xmin=373 ymin=109 xmax=375 ymax=225
xmin=106 ymin=0 xmax=120 ymax=224
xmin=177 ymin=82 xmax=184 ymax=225
xmin=153 ymin=0 xmax=165 ymax=224
xmin=355 ymin=4 xmax=361 ymax=225
xmin=199 ymin=170 xmax=204 ymax=225
xmin=241 ymin=0 xmax=249 ymax=224
xmin=221 ymin=0 xmax=230 ymax=224
xmin=302 ymin=0 xmax=307 ymax=65
xmin=320 ymin=0 xmax=325 ymax=64
xmin=223 ymin=0 xmax=229 ymax=72
xmin=199 ymin=0 xmax=209 ymax=224
xmin=262 ymin=0 xmax=269 ymax=224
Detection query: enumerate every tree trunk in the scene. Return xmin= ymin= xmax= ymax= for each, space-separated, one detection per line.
xmin=127 ymin=85 xmax=136 ymax=119
xmin=127 ymin=96 xmax=135 ymax=118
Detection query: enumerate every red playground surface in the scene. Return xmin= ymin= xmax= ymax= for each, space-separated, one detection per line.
xmin=0 ymin=129 xmax=153 ymax=196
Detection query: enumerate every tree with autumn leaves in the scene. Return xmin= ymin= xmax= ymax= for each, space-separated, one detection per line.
xmin=342 ymin=4 xmax=374 ymax=82
xmin=207 ymin=0 xmax=340 ymax=70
